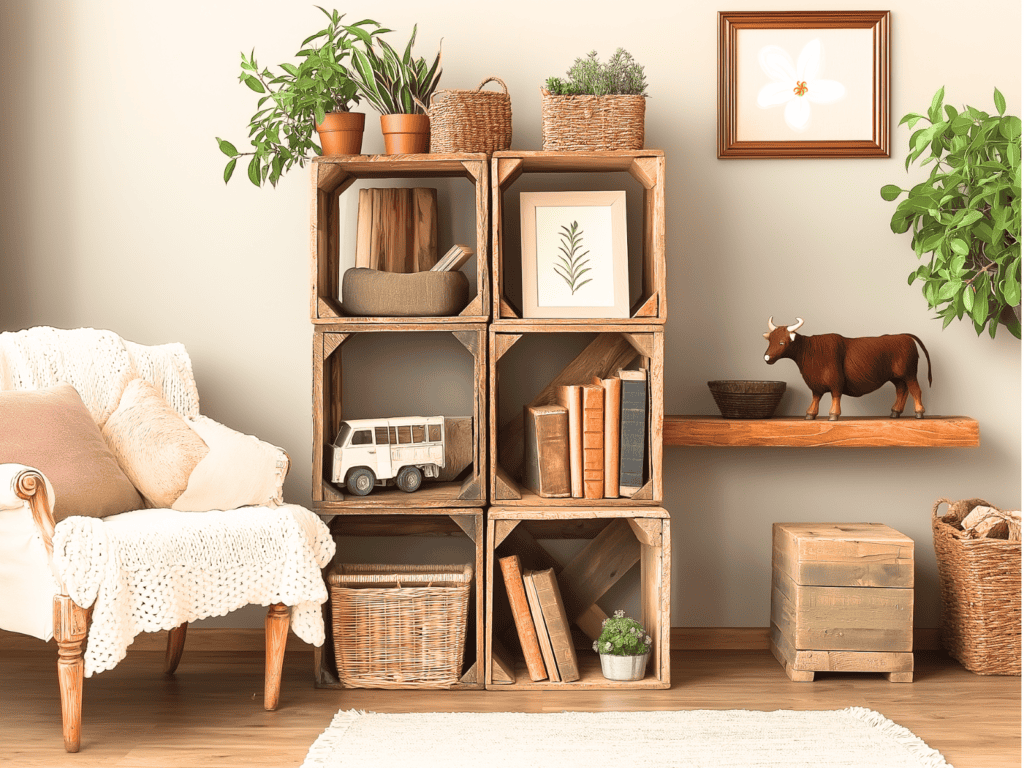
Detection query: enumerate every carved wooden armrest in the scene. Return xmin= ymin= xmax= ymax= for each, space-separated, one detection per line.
xmin=2 ymin=464 xmax=57 ymax=578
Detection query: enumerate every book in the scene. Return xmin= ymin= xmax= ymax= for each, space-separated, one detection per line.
xmin=522 ymin=404 xmax=571 ymax=498
xmin=618 ymin=369 xmax=648 ymax=497
xmin=522 ymin=568 xmax=560 ymax=682
xmin=429 ymin=244 xmax=474 ymax=273
xmin=555 ymin=384 xmax=583 ymax=498
xmin=497 ymin=554 xmax=547 ymax=681
xmin=592 ymin=375 xmax=622 ymax=499
xmin=527 ymin=568 xmax=580 ymax=682
xmin=580 ymin=384 xmax=604 ymax=500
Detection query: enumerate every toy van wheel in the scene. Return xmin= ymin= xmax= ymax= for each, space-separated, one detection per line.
xmin=396 ymin=466 xmax=423 ymax=493
xmin=346 ymin=467 xmax=376 ymax=496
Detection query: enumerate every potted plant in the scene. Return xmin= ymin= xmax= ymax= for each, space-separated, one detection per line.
xmin=881 ymin=87 xmax=1021 ymax=339
xmin=592 ymin=609 xmax=652 ymax=681
xmin=541 ymin=48 xmax=649 ymax=151
xmin=216 ymin=8 xmax=389 ymax=187
xmin=349 ymin=25 xmax=442 ymax=154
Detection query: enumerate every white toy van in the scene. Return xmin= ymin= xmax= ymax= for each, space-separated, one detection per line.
xmin=331 ymin=416 xmax=446 ymax=496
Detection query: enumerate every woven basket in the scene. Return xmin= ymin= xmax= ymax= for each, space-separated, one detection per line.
xmin=932 ymin=498 xmax=1021 ymax=675
xmin=328 ymin=563 xmax=472 ymax=689
xmin=540 ymin=89 xmax=645 ymax=151
xmin=428 ymin=77 xmax=512 ymax=154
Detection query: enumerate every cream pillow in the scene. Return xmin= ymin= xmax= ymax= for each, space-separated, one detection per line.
xmin=102 ymin=379 xmax=209 ymax=508
xmin=172 ymin=416 xmax=288 ymax=511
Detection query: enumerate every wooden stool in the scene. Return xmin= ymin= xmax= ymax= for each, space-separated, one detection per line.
xmin=770 ymin=522 xmax=914 ymax=683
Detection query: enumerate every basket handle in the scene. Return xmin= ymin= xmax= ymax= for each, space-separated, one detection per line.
xmin=932 ymin=498 xmax=953 ymax=519
xmin=477 ymin=76 xmax=508 ymax=93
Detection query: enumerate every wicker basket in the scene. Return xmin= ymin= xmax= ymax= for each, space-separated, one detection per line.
xmin=328 ymin=563 xmax=473 ymax=689
xmin=932 ymin=498 xmax=1021 ymax=675
xmin=540 ymin=89 xmax=646 ymax=151
xmin=428 ymin=77 xmax=512 ymax=154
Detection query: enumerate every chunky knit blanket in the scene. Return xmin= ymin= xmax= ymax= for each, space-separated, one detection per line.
xmin=52 ymin=505 xmax=336 ymax=677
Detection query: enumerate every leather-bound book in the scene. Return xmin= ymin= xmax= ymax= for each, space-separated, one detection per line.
xmin=618 ymin=369 xmax=647 ymax=497
xmin=497 ymin=554 xmax=547 ymax=681
xmin=522 ymin=404 xmax=571 ymax=498
xmin=580 ymin=384 xmax=605 ymax=500
xmin=555 ymin=384 xmax=583 ymax=498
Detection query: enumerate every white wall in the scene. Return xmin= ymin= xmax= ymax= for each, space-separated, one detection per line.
xmin=1 ymin=0 xmax=1019 ymax=629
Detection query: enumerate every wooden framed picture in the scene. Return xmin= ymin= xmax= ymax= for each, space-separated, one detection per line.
xmin=718 ymin=11 xmax=890 ymax=158
xmin=520 ymin=191 xmax=630 ymax=319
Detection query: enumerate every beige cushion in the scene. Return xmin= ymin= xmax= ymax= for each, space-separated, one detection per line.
xmin=102 ymin=379 xmax=209 ymax=508
xmin=0 ymin=384 xmax=144 ymax=521
xmin=342 ymin=268 xmax=469 ymax=317
xmin=172 ymin=416 xmax=289 ymax=511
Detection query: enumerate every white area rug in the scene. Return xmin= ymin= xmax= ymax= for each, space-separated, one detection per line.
xmin=301 ymin=708 xmax=952 ymax=768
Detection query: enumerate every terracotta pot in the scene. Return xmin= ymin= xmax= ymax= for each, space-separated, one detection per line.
xmin=316 ymin=112 xmax=365 ymax=156
xmin=381 ymin=114 xmax=430 ymax=155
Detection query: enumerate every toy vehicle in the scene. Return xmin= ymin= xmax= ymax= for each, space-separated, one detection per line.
xmin=331 ymin=416 xmax=446 ymax=496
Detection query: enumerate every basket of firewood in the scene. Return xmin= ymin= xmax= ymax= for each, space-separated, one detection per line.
xmin=932 ymin=498 xmax=1021 ymax=675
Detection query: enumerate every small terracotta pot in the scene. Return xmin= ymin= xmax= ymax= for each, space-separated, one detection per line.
xmin=316 ymin=112 xmax=365 ymax=156
xmin=381 ymin=114 xmax=430 ymax=155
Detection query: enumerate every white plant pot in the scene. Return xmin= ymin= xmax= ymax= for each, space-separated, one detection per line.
xmin=599 ymin=652 xmax=649 ymax=681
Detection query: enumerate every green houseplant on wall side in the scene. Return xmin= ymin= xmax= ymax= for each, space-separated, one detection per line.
xmin=881 ymin=87 xmax=1021 ymax=339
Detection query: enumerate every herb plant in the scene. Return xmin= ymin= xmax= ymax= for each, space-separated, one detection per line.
xmin=881 ymin=87 xmax=1021 ymax=339
xmin=555 ymin=221 xmax=592 ymax=295
xmin=592 ymin=610 xmax=652 ymax=657
xmin=545 ymin=48 xmax=648 ymax=97
xmin=216 ymin=7 xmax=389 ymax=187
xmin=349 ymin=25 xmax=442 ymax=115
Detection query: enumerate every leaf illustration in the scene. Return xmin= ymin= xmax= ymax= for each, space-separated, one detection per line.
xmin=553 ymin=220 xmax=593 ymax=295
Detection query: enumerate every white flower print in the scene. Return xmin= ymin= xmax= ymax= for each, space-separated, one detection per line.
xmin=756 ymin=39 xmax=845 ymax=131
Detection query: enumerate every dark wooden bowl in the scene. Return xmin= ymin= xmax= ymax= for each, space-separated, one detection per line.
xmin=707 ymin=380 xmax=786 ymax=419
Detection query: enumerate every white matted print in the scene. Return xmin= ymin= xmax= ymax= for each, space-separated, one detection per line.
xmin=520 ymin=191 xmax=629 ymax=319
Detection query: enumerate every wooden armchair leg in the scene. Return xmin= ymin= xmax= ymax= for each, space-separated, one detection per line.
xmin=54 ymin=595 xmax=89 ymax=753
xmin=165 ymin=622 xmax=188 ymax=674
xmin=264 ymin=604 xmax=290 ymax=711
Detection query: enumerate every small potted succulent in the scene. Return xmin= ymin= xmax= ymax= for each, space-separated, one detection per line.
xmin=216 ymin=8 xmax=389 ymax=187
xmin=349 ymin=25 xmax=443 ymax=154
xmin=593 ymin=609 xmax=652 ymax=681
xmin=541 ymin=48 xmax=649 ymax=151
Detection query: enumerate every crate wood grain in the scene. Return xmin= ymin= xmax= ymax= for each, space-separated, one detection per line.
xmin=314 ymin=509 xmax=485 ymax=691
xmin=491 ymin=150 xmax=665 ymax=325
xmin=485 ymin=507 xmax=670 ymax=690
xmin=310 ymin=154 xmax=490 ymax=325
xmin=312 ymin=323 xmax=487 ymax=510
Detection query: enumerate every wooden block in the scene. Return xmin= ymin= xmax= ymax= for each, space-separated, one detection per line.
xmin=770 ymin=623 xmax=913 ymax=682
xmin=355 ymin=188 xmax=438 ymax=273
xmin=773 ymin=523 xmax=915 ymax=588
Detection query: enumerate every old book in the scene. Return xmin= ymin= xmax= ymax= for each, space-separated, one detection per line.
xmin=527 ymin=568 xmax=580 ymax=682
xmin=429 ymin=243 xmax=474 ymax=273
xmin=497 ymin=554 xmax=547 ymax=681
xmin=522 ymin=404 xmax=571 ymax=498
xmin=618 ymin=369 xmax=648 ymax=497
xmin=555 ymin=384 xmax=583 ymax=498
xmin=592 ymin=375 xmax=622 ymax=499
xmin=522 ymin=569 xmax=560 ymax=682
xmin=580 ymin=384 xmax=604 ymax=500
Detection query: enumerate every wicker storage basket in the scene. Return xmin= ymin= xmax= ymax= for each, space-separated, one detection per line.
xmin=932 ymin=498 xmax=1021 ymax=675
xmin=328 ymin=563 xmax=473 ymax=689
xmin=540 ymin=89 xmax=646 ymax=151
xmin=428 ymin=77 xmax=512 ymax=154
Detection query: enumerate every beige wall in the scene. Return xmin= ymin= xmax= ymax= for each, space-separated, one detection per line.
xmin=1 ymin=1 xmax=1019 ymax=630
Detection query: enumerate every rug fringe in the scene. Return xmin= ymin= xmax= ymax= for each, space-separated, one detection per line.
xmin=300 ymin=710 xmax=367 ymax=768
xmin=843 ymin=707 xmax=953 ymax=768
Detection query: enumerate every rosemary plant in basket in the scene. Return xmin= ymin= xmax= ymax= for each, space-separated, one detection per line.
xmin=593 ymin=610 xmax=652 ymax=657
xmin=544 ymin=48 xmax=649 ymax=97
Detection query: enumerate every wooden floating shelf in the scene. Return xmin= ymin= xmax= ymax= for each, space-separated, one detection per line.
xmin=663 ymin=415 xmax=979 ymax=448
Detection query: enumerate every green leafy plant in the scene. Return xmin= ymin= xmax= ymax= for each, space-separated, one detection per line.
xmin=349 ymin=25 xmax=442 ymax=115
xmin=881 ymin=87 xmax=1022 ymax=339
xmin=216 ymin=7 xmax=389 ymax=187
xmin=554 ymin=220 xmax=592 ymax=295
xmin=593 ymin=610 xmax=652 ymax=656
xmin=545 ymin=48 xmax=648 ymax=97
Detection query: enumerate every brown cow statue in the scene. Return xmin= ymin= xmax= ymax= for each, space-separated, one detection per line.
xmin=762 ymin=317 xmax=932 ymax=421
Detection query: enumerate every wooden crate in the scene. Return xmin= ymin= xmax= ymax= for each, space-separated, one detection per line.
xmin=485 ymin=507 xmax=671 ymax=690
xmin=770 ymin=522 xmax=915 ymax=683
xmin=312 ymin=323 xmax=487 ymax=510
xmin=314 ymin=509 xmax=485 ymax=690
xmin=311 ymin=154 xmax=490 ymax=325
xmin=489 ymin=325 xmax=663 ymax=505
xmin=491 ymin=150 xmax=666 ymax=325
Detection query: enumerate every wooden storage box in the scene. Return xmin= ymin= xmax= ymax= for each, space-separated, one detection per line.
xmin=770 ymin=522 xmax=915 ymax=682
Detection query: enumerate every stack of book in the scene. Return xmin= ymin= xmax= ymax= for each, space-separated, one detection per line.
xmin=522 ymin=369 xmax=648 ymax=499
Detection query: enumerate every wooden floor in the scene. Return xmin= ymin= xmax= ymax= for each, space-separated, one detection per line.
xmin=1 ymin=645 xmax=1019 ymax=767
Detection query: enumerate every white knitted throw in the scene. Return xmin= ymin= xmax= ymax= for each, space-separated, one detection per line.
xmin=52 ymin=505 xmax=336 ymax=677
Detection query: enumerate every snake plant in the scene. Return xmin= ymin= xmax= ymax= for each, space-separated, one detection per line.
xmin=349 ymin=25 xmax=442 ymax=115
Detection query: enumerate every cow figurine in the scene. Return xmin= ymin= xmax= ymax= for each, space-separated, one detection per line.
xmin=762 ymin=317 xmax=932 ymax=421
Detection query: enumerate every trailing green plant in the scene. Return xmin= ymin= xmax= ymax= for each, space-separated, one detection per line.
xmin=881 ymin=87 xmax=1022 ymax=339
xmin=554 ymin=220 xmax=592 ymax=295
xmin=215 ymin=7 xmax=389 ymax=187
xmin=349 ymin=25 xmax=442 ymax=115
xmin=545 ymin=48 xmax=648 ymax=97
xmin=592 ymin=610 xmax=652 ymax=657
